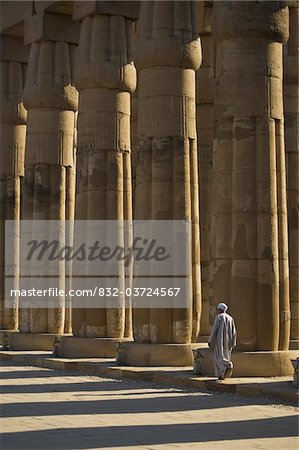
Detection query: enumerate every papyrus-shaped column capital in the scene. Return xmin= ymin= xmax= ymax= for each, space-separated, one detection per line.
xmin=136 ymin=1 xmax=202 ymax=70
xmin=1 ymin=37 xmax=28 ymax=125
xmin=73 ymin=0 xmax=139 ymax=21
xmin=0 ymin=36 xmax=28 ymax=178
xmin=212 ymin=1 xmax=289 ymax=119
xmin=136 ymin=1 xmax=202 ymax=139
xmin=74 ymin=14 xmax=136 ymax=93
xmin=1 ymin=62 xmax=27 ymax=126
xmin=212 ymin=0 xmax=289 ymax=43
xmin=24 ymin=11 xmax=80 ymax=46
xmin=23 ymin=41 xmax=78 ymax=111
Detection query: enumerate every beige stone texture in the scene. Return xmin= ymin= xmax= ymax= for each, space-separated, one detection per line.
xmin=210 ymin=1 xmax=290 ymax=352
xmin=0 ymin=36 xmax=28 ymax=331
xmin=5 ymin=331 xmax=63 ymax=350
xmin=1 ymin=352 xmax=298 ymax=404
xmin=73 ymin=0 xmax=139 ymax=22
xmin=24 ymin=11 xmax=80 ymax=45
xmin=132 ymin=1 xmax=202 ymax=346
xmin=131 ymin=21 xmax=138 ymax=209
xmin=1 ymin=362 xmax=298 ymax=449
xmin=0 ymin=1 xmax=298 ymax=373
xmin=72 ymin=9 xmax=136 ymax=338
xmin=117 ymin=342 xmax=206 ymax=367
xmin=58 ymin=336 xmax=131 ymax=358
xmin=34 ymin=1 xmax=74 ymax=16
xmin=0 ymin=35 xmax=29 ymax=63
xmin=0 ymin=1 xmax=33 ymax=37
xmin=284 ymin=4 xmax=299 ymax=342
xmin=21 ymin=17 xmax=78 ymax=334
xmin=131 ymin=88 xmax=138 ymax=208
xmin=194 ymin=347 xmax=299 ymax=377
xmin=196 ymin=1 xmax=214 ymax=336
xmin=289 ymin=340 xmax=299 ymax=350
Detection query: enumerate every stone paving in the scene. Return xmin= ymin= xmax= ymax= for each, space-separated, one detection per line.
xmin=1 ymin=351 xmax=298 ymax=405
xmin=0 ymin=362 xmax=298 ymax=449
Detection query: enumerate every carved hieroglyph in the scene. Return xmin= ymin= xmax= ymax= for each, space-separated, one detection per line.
xmin=73 ymin=14 xmax=136 ymax=338
xmin=0 ymin=37 xmax=28 ymax=330
xmin=21 ymin=41 xmax=78 ymax=334
xmin=284 ymin=3 xmax=299 ymax=342
xmin=134 ymin=1 xmax=202 ymax=344
xmin=211 ymin=1 xmax=290 ymax=351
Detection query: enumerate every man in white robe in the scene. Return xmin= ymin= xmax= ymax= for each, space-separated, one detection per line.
xmin=208 ymin=303 xmax=237 ymax=380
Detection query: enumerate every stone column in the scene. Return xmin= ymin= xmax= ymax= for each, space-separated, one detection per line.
xmin=130 ymin=20 xmax=138 ymax=211
xmin=20 ymin=12 xmax=79 ymax=336
xmin=128 ymin=21 xmax=139 ymax=337
xmin=0 ymin=37 xmax=28 ymax=331
xmin=211 ymin=1 xmax=290 ymax=351
xmin=196 ymin=1 xmax=214 ymax=337
xmin=64 ymin=111 xmax=78 ymax=335
xmin=284 ymin=2 xmax=299 ymax=347
xmin=133 ymin=1 xmax=202 ymax=347
xmin=71 ymin=2 xmax=137 ymax=340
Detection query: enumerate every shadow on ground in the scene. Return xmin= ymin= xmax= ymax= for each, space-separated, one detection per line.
xmin=1 ymin=416 xmax=297 ymax=449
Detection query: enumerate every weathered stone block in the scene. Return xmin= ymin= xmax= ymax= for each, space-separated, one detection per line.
xmin=0 ymin=36 xmax=29 ymax=63
xmin=24 ymin=11 xmax=80 ymax=45
xmin=59 ymin=336 xmax=132 ymax=358
xmin=5 ymin=332 xmax=67 ymax=351
xmin=193 ymin=347 xmax=299 ymax=377
xmin=73 ymin=1 xmax=139 ymax=21
xmin=117 ymin=342 xmax=207 ymax=367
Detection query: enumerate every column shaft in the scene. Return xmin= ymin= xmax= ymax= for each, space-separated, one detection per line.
xmin=0 ymin=51 xmax=27 ymax=330
xmin=134 ymin=1 xmax=202 ymax=344
xmin=284 ymin=4 xmax=299 ymax=342
xmin=196 ymin=1 xmax=214 ymax=336
xmin=73 ymin=14 xmax=136 ymax=338
xmin=21 ymin=41 xmax=78 ymax=334
xmin=211 ymin=1 xmax=290 ymax=351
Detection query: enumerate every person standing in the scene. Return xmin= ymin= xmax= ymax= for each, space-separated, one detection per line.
xmin=208 ymin=303 xmax=237 ymax=380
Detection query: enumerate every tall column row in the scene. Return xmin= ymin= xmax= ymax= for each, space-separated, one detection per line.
xmin=0 ymin=1 xmax=297 ymax=360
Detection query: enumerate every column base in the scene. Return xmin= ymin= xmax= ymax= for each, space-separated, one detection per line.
xmin=58 ymin=336 xmax=132 ymax=358
xmin=117 ymin=342 xmax=208 ymax=367
xmin=289 ymin=340 xmax=299 ymax=350
xmin=0 ymin=329 xmax=18 ymax=346
xmin=3 ymin=332 xmax=69 ymax=351
xmin=193 ymin=348 xmax=299 ymax=377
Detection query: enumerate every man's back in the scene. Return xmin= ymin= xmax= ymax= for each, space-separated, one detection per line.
xmin=219 ymin=312 xmax=237 ymax=349
xmin=208 ymin=303 xmax=237 ymax=379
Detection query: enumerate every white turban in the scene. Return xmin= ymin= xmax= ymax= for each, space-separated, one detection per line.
xmin=217 ymin=302 xmax=228 ymax=312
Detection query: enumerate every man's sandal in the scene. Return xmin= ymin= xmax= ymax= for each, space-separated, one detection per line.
xmin=224 ymin=367 xmax=233 ymax=379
